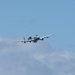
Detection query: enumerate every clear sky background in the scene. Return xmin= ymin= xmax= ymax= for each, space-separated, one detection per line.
xmin=0 ymin=0 xmax=75 ymax=75
xmin=0 ymin=0 xmax=75 ymax=50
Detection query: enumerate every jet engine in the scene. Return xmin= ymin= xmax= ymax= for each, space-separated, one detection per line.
xmin=28 ymin=36 xmax=32 ymax=40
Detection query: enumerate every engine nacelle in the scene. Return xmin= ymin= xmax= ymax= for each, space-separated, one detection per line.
xmin=41 ymin=38 xmax=44 ymax=40
xmin=28 ymin=36 xmax=32 ymax=40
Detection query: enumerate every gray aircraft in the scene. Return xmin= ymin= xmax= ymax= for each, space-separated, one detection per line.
xmin=19 ymin=34 xmax=53 ymax=43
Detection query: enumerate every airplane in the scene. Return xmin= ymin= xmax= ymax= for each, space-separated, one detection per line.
xmin=18 ymin=34 xmax=53 ymax=43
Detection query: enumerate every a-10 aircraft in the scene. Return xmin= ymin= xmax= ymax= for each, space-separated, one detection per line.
xmin=19 ymin=34 xmax=53 ymax=43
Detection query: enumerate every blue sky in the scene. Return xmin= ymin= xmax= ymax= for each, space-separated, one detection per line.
xmin=0 ymin=0 xmax=75 ymax=49
xmin=0 ymin=0 xmax=75 ymax=75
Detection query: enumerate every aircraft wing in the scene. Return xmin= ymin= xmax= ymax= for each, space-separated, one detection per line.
xmin=40 ymin=34 xmax=53 ymax=40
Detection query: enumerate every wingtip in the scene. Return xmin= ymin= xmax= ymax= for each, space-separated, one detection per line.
xmin=50 ymin=34 xmax=53 ymax=36
xmin=52 ymin=34 xmax=53 ymax=36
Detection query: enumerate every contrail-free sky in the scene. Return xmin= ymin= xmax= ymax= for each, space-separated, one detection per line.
xmin=0 ymin=0 xmax=75 ymax=75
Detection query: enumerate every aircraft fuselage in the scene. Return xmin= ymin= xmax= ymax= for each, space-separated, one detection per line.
xmin=33 ymin=37 xmax=40 ymax=43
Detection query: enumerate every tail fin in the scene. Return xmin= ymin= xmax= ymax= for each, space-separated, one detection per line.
xmin=23 ymin=37 xmax=26 ymax=43
xmin=23 ymin=37 xmax=25 ymax=40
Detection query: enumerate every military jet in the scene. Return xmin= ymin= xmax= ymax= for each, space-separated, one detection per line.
xmin=19 ymin=34 xmax=53 ymax=43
